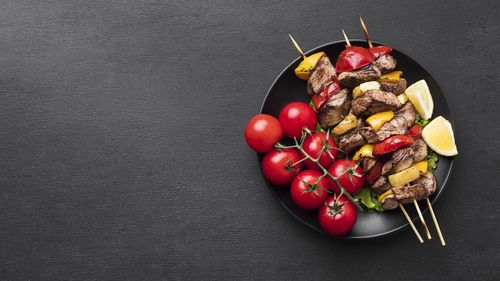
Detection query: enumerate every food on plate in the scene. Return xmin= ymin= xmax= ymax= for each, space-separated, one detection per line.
xmin=422 ymin=116 xmax=458 ymax=156
xmin=290 ymin=170 xmax=330 ymax=209
xmin=244 ymin=114 xmax=283 ymax=153
xmin=279 ymin=102 xmax=317 ymax=138
xmin=261 ymin=148 xmax=302 ymax=185
xmin=244 ymin=19 xmax=457 ymax=241
xmin=318 ymin=195 xmax=357 ymax=236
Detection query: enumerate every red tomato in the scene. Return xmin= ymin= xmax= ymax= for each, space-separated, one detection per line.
xmin=327 ymin=159 xmax=365 ymax=195
xmin=290 ymin=170 xmax=329 ymax=210
xmin=369 ymin=45 xmax=393 ymax=58
xmin=244 ymin=114 xmax=283 ymax=153
xmin=373 ymin=135 xmax=414 ymax=155
xmin=301 ymin=132 xmax=338 ymax=171
xmin=261 ymin=148 xmax=302 ymax=185
xmin=318 ymin=195 xmax=357 ymax=236
xmin=336 ymin=46 xmax=374 ymax=72
xmin=278 ymin=102 xmax=317 ymax=138
xmin=406 ymin=124 xmax=423 ymax=139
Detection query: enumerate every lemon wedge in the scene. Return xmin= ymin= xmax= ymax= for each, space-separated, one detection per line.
xmin=422 ymin=116 xmax=458 ymax=156
xmin=405 ymin=80 xmax=434 ymax=120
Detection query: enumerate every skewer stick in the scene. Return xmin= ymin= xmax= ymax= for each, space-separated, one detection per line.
xmin=413 ymin=199 xmax=432 ymax=239
xmin=399 ymin=204 xmax=424 ymax=243
xmin=426 ymin=198 xmax=446 ymax=246
xmin=341 ymin=29 xmax=352 ymax=47
xmin=359 ymin=16 xmax=374 ymax=48
xmin=288 ymin=34 xmax=306 ymax=58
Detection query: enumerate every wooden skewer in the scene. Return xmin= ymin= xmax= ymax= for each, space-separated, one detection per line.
xmin=413 ymin=199 xmax=432 ymax=239
xmin=426 ymin=198 xmax=446 ymax=246
xmin=399 ymin=204 xmax=424 ymax=243
xmin=359 ymin=16 xmax=374 ymax=48
xmin=341 ymin=29 xmax=352 ymax=47
xmin=288 ymin=34 xmax=306 ymax=58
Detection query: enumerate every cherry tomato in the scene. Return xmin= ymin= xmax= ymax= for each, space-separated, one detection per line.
xmin=278 ymin=102 xmax=317 ymax=138
xmin=244 ymin=114 xmax=283 ymax=153
xmin=261 ymin=148 xmax=302 ymax=185
xmin=301 ymin=132 xmax=338 ymax=171
xmin=335 ymin=46 xmax=374 ymax=73
xmin=290 ymin=170 xmax=329 ymax=210
xmin=406 ymin=124 xmax=423 ymax=139
xmin=369 ymin=45 xmax=393 ymax=58
xmin=318 ymin=195 xmax=357 ymax=236
xmin=327 ymin=159 xmax=365 ymax=195
xmin=373 ymin=135 xmax=414 ymax=155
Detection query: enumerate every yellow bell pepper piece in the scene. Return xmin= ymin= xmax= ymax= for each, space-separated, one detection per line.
xmin=366 ymin=111 xmax=395 ymax=130
xmin=378 ymin=189 xmax=394 ymax=203
xmin=333 ymin=111 xmax=358 ymax=136
xmin=388 ymin=166 xmax=420 ymax=187
xmin=411 ymin=161 xmax=428 ymax=174
xmin=294 ymin=52 xmax=325 ymax=80
xmin=353 ymin=144 xmax=374 ymax=161
xmin=397 ymin=93 xmax=408 ymax=104
xmin=380 ymin=71 xmax=403 ymax=82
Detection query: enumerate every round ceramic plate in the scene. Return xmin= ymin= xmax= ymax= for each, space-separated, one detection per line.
xmin=259 ymin=40 xmax=454 ymax=239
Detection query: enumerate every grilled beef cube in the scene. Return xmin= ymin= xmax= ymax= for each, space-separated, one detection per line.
xmin=411 ymin=138 xmax=428 ymax=162
xmin=362 ymin=158 xmax=377 ymax=172
xmin=307 ymin=56 xmax=336 ymax=96
xmin=338 ymin=118 xmax=366 ymax=152
xmin=380 ymin=78 xmax=407 ymax=95
xmin=318 ymin=89 xmax=351 ymax=128
xmin=381 ymin=161 xmax=393 ymax=176
xmin=358 ymin=122 xmax=379 ymax=144
xmin=372 ymin=176 xmax=392 ymax=194
xmin=380 ymin=193 xmax=399 ymax=210
xmin=351 ymin=89 xmax=402 ymax=116
xmin=338 ymin=64 xmax=381 ymax=89
xmin=392 ymin=183 xmax=428 ymax=205
xmin=391 ymin=147 xmax=414 ymax=173
xmin=373 ymin=54 xmax=397 ymax=74
xmin=376 ymin=102 xmax=415 ymax=141
xmin=412 ymin=172 xmax=437 ymax=196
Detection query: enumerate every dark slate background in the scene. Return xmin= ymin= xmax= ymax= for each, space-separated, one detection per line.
xmin=0 ymin=1 xmax=498 ymax=280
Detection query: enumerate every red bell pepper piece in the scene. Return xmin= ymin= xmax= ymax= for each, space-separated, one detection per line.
xmin=335 ymin=46 xmax=374 ymax=72
xmin=366 ymin=159 xmax=384 ymax=184
xmin=406 ymin=124 xmax=423 ymax=139
xmin=311 ymin=81 xmax=341 ymax=110
xmin=373 ymin=135 xmax=414 ymax=155
xmin=369 ymin=45 xmax=393 ymax=58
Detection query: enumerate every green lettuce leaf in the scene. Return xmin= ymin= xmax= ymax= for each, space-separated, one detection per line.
xmin=427 ymin=150 xmax=439 ymax=171
xmin=354 ymin=187 xmax=384 ymax=212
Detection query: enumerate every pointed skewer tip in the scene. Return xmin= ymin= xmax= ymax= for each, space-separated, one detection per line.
xmin=341 ymin=29 xmax=351 ymax=47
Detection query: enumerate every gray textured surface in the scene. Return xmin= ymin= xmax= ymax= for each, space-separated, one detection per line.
xmin=0 ymin=0 xmax=499 ymax=280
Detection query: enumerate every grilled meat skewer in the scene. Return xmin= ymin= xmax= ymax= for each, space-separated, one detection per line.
xmin=379 ymin=172 xmax=437 ymax=210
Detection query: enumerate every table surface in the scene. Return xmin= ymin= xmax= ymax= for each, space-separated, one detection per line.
xmin=0 ymin=1 xmax=499 ymax=280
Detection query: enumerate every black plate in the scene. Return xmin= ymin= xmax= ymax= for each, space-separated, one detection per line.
xmin=259 ymin=40 xmax=454 ymax=239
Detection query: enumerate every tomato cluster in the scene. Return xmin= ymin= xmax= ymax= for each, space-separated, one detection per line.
xmin=244 ymin=102 xmax=365 ymax=236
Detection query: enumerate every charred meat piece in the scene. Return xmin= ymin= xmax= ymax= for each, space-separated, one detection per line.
xmin=380 ymin=78 xmax=407 ymax=95
xmin=373 ymin=54 xmax=397 ymax=74
xmin=380 ymin=193 xmax=399 ymax=210
xmin=351 ymin=89 xmax=402 ymax=116
xmin=392 ymin=183 xmax=428 ymax=205
xmin=372 ymin=176 xmax=392 ymax=194
xmin=307 ymin=56 xmax=336 ymax=96
xmin=411 ymin=138 xmax=428 ymax=162
xmin=362 ymin=157 xmax=377 ymax=172
xmin=318 ymin=89 xmax=351 ymax=128
xmin=376 ymin=102 xmax=415 ymax=141
xmin=381 ymin=161 xmax=393 ymax=176
xmin=338 ymin=64 xmax=381 ymax=89
xmin=391 ymin=147 xmax=414 ymax=173
xmin=358 ymin=122 xmax=379 ymax=144
xmin=338 ymin=118 xmax=366 ymax=152
xmin=412 ymin=172 xmax=437 ymax=196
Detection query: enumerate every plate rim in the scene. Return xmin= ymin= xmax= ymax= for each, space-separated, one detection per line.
xmin=258 ymin=39 xmax=455 ymax=239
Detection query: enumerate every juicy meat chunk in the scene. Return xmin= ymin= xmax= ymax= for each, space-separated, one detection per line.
xmin=338 ymin=64 xmax=381 ymax=89
xmin=362 ymin=158 xmax=377 ymax=172
xmin=391 ymin=147 xmax=415 ymax=173
xmin=373 ymin=54 xmax=397 ymax=74
xmin=411 ymin=138 xmax=428 ymax=162
xmin=351 ymin=89 xmax=402 ymax=116
xmin=318 ymin=89 xmax=351 ymax=128
xmin=307 ymin=56 xmax=336 ymax=96
xmin=380 ymin=78 xmax=407 ymax=95
xmin=392 ymin=183 xmax=428 ymax=205
xmin=338 ymin=118 xmax=366 ymax=152
xmin=372 ymin=176 xmax=392 ymax=194
xmin=358 ymin=123 xmax=379 ymax=144
xmin=376 ymin=102 xmax=415 ymax=141
xmin=412 ymin=172 xmax=437 ymax=196
xmin=381 ymin=161 xmax=393 ymax=176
